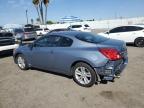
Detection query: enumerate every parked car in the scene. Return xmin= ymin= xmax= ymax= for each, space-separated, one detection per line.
xmin=98 ymin=25 xmax=144 ymax=47
xmin=68 ymin=24 xmax=91 ymax=32
xmin=0 ymin=27 xmax=6 ymax=33
xmin=35 ymin=28 xmax=49 ymax=36
xmin=0 ymin=32 xmax=18 ymax=54
xmin=13 ymin=31 xmax=128 ymax=87
xmin=13 ymin=28 xmax=37 ymax=41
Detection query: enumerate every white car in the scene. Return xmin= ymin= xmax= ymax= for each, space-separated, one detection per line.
xmin=68 ymin=24 xmax=91 ymax=32
xmin=0 ymin=32 xmax=18 ymax=54
xmin=98 ymin=25 xmax=144 ymax=47
xmin=35 ymin=28 xmax=49 ymax=36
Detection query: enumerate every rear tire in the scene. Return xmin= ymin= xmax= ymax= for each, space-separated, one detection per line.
xmin=72 ymin=62 xmax=97 ymax=87
xmin=16 ymin=54 xmax=28 ymax=70
xmin=134 ymin=37 xmax=144 ymax=47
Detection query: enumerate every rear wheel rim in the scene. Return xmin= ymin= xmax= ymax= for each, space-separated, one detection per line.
xmin=137 ymin=39 xmax=144 ymax=47
xmin=17 ymin=56 xmax=25 ymax=69
xmin=75 ymin=67 xmax=92 ymax=85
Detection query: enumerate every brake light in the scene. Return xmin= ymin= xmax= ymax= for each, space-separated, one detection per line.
xmin=99 ymin=48 xmax=122 ymax=61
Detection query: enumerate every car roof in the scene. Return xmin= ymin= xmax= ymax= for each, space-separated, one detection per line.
xmin=49 ymin=31 xmax=84 ymax=37
xmin=116 ymin=25 xmax=144 ymax=28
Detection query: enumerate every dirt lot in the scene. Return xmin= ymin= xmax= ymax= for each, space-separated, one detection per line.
xmin=0 ymin=46 xmax=144 ymax=108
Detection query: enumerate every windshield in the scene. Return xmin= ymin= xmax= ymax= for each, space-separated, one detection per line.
xmin=75 ymin=32 xmax=108 ymax=43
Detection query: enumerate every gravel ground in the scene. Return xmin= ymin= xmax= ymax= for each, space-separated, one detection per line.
xmin=0 ymin=46 xmax=144 ymax=108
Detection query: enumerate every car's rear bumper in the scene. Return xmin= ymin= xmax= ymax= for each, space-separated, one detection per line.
xmin=94 ymin=58 xmax=128 ymax=81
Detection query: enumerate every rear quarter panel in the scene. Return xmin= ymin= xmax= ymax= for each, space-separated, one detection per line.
xmin=53 ymin=47 xmax=108 ymax=76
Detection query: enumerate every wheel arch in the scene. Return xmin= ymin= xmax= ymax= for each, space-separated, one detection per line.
xmin=134 ymin=37 xmax=144 ymax=46
xmin=14 ymin=53 xmax=22 ymax=63
xmin=70 ymin=60 xmax=96 ymax=75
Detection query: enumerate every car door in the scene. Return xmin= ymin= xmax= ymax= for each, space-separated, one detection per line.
xmin=51 ymin=36 xmax=73 ymax=75
xmin=31 ymin=36 xmax=55 ymax=70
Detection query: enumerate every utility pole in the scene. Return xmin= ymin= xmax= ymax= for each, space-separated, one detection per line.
xmin=26 ymin=10 xmax=29 ymax=24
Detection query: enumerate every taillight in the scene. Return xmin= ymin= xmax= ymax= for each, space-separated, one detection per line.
xmin=99 ymin=48 xmax=122 ymax=61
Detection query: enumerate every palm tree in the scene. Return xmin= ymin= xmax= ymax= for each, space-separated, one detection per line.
xmin=32 ymin=0 xmax=41 ymax=24
xmin=39 ymin=0 xmax=44 ymax=24
xmin=43 ymin=0 xmax=50 ymax=24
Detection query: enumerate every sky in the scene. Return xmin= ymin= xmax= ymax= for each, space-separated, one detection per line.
xmin=0 ymin=0 xmax=144 ymax=25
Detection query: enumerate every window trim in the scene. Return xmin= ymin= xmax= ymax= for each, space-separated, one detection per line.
xmin=34 ymin=35 xmax=73 ymax=47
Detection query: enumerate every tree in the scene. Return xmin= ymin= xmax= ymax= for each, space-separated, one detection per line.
xmin=32 ymin=0 xmax=41 ymax=24
xmin=43 ymin=0 xmax=50 ymax=24
xmin=36 ymin=18 xmax=40 ymax=22
xmin=32 ymin=0 xmax=50 ymax=25
xmin=46 ymin=20 xmax=54 ymax=24
xmin=31 ymin=18 xmax=34 ymax=24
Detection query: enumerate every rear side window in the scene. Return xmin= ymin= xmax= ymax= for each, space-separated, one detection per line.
xmin=71 ymin=25 xmax=82 ymax=28
xmin=60 ymin=37 xmax=73 ymax=47
xmin=127 ymin=26 xmax=144 ymax=31
xmin=75 ymin=32 xmax=108 ymax=43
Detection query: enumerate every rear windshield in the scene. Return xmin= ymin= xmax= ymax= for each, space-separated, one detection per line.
xmin=24 ymin=28 xmax=34 ymax=32
xmin=75 ymin=32 xmax=108 ymax=43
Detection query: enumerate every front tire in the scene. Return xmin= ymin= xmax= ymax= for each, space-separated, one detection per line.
xmin=135 ymin=37 xmax=144 ymax=47
xmin=16 ymin=54 xmax=28 ymax=70
xmin=72 ymin=62 xmax=97 ymax=87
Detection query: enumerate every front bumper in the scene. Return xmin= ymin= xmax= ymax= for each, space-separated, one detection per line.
xmin=95 ymin=58 xmax=128 ymax=81
xmin=0 ymin=44 xmax=19 ymax=52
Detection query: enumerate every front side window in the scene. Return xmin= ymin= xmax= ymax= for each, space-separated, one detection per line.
xmin=35 ymin=35 xmax=73 ymax=47
xmin=35 ymin=37 xmax=48 ymax=47
xmin=109 ymin=27 xmax=124 ymax=33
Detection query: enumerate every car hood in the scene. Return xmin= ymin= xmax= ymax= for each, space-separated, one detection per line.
xmin=98 ymin=38 xmax=127 ymax=52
